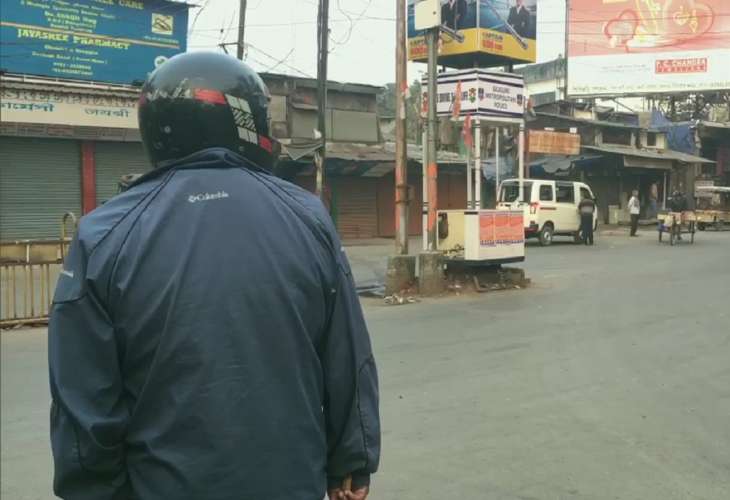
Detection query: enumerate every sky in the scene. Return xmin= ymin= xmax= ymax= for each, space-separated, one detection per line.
xmin=187 ymin=0 xmax=568 ymax=86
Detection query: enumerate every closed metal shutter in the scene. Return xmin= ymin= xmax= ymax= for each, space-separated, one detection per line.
xmin=334 ymin=177 xmax=378 ymax=240
xmin=0 ymin=137 xmax=81 ymax=241
xmin=95 ymin=142 xmax=151 ymax=205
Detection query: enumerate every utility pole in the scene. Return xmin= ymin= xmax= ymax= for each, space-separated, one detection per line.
xmin=395 ymin=0 xmax=409 ymax=256
xmin=315 ymin=0 xmax=330 ymax=199
xmin=425 ymin=27 xmax=439 ymax=251
xmin=236 ymin=0 xmax=247 ymax=60
xmin=385 ymin=0 xmax=416 ymax=295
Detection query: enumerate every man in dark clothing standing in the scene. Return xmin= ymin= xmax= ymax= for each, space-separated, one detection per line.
xmin=48 ymin=52 xmax=380 ymax=500
xmin=507 ymin=0 xmax=531 ymax=38
xmin=578 ymin=195 xmax=596 ymax=245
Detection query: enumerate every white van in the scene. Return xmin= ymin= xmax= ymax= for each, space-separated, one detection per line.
xmin=497 ymin=179 xmax=598 ymax=246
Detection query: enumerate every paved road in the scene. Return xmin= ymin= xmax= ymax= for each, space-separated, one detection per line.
xmin=2 ymin=230 xmax=730 ymax=499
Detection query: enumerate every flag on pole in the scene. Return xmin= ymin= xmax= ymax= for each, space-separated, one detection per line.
xmin=452 ymin=81 xmax=462 ymax=119
xmin=462 ymin=114 xmax=473 ymax=150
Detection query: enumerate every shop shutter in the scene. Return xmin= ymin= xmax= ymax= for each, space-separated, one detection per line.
xmin=334 ymin=177 xmax=378 ymax=240
xmin=0 ymin=137 xmax=81 ymax=241
xmin=95 ymin=142 xmax=152 ymax=205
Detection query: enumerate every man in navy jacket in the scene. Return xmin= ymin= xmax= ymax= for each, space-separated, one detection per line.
xmin=49 ymin=51 xmax=380 ymax=500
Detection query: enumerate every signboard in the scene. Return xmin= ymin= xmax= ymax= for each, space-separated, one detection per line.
xmin=422 ymin=69 xmax=525 ymax=123
xmin=0 ymin=0 xmax=189 ymax=85
xmin=568 ymin=0 xmax=730 ymax=96
xmin=408 ymin=0 xmax=537 ymax=68
xmin=1 ymin=87 xmax=138 ymax=129
xmin=528 ymin=130 xmax=581 ymax=155
xmin=479 ymin=211 xmax=524 ymax=247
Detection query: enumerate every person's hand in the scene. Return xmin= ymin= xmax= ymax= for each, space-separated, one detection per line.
xmin=328 ymin=485 xmax=369 ymax=499
xmin=328 ymin=488 xmax=346 ymax=500
xmin=345 ymin=486 xmax=369 ymax=499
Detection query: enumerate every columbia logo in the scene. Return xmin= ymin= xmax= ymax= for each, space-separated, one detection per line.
xmin=188 ymin=191 xmax=230 ymax=203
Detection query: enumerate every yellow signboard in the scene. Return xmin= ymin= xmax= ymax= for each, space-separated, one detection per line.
xmin=407 ymin=1 xmax=537 ymax=67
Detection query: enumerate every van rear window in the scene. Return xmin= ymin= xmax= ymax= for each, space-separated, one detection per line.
xmin=501 ymin=182 xmax=533 ymax=203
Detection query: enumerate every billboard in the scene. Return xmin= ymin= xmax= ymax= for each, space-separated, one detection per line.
xmin=408 ymin=0 xmax=537 ymax=68
xmin=422 ymin=69 xmax=525 ymax=123
xmin=568 ymin=0 xmax=730 ymax=96
xmin=0 ymin=0 xmax=189 ymax=85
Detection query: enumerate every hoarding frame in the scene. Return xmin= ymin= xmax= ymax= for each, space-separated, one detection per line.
xmin=566 ymin=0 xmax=730 ymax=98
xmin=0 ymin=0 xmax=190 ymax=85
xmin=407 ymin=0 xmax=537 ymax=69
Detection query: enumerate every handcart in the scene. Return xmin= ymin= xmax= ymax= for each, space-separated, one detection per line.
xmin=658 ymin=211 xmax=695 ymax=246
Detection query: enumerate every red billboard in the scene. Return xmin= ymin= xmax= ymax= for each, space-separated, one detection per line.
xmin=567 ymin=0 xmax=730 ymax=96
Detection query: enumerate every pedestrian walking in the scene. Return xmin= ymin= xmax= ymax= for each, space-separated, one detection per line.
xmin=628 ymin=189 xmax=641 ymax=236
xmin=48 ymin=52 xmax=380 ymax=500
xmin=578 ymin=194 xmax=596 ymax=245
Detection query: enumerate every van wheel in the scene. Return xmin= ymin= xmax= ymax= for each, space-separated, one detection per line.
xmin=573 ymin=231 xmax=583 ymax=244
xmin=539 ymin=224 xmax=554 ymax=246
xmin=698 ymin=222 xmax=706 ymax=231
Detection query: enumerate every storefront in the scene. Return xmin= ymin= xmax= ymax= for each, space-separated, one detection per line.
xmin=0 ymin=78 xmax=148 ymax=241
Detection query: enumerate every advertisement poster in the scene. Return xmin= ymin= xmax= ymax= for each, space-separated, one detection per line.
xmin=479 ymin=212 xmax=496 ymax=246
xmin=568 ymin=0 xmax=730 ymax=95
xmin=0 ymin=0 xmax=189 ymax=85
xmin=479 ymin=211 xmax=524 ymax=247
xmin=509 ymin=212 xmax=524 ymax=244
xmin=408 ymin=0 xmax=536 ymax=67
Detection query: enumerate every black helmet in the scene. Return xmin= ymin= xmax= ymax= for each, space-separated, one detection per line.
xmin=138 ymin=51 xmax=274 ymax=170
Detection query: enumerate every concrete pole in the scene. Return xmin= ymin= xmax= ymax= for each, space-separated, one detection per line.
xmin=394 ymin=0 xmax=409 ymax=255
xmin=422 ymin=129 xmax=428 ymax=251
xmin=316 ymin=0 xmax=330 ymax=199
xmin=426 ymin=28 xmax=439 ymax=250
xmin=236 ymin=0 xmax=247 ymax=60
xmin=466 ymin=120 xmax=473 ymax=209
xmin=495 ymin=126 xmax=501 ymax=205
xmin=474 ymin=119 xmax=482 ymax=209
xmin=518 ymin=123 xmax=525 ymax=202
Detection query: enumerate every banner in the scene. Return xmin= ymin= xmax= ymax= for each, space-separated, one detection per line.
xmin=0 ymin=87 xmax=138 ymax=129
xmin=0 ymin=0 xmax=189 ymax=84
xmin=422 ymin=69 xmax=525 ymax=123
xmin=567 ymin=0 xmax=730 ymax=96
xmin=528 ymin=130 xmax=581 ymax=155
xmin=479 ymin=211 xmax=524 ymax=247
xmin=408 ymin=0 xmax=536 ymax=67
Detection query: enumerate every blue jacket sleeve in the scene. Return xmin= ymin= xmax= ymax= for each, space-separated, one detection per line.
xmin=48 ymin=235 xmax=130 ymax=500
xmin=322 ymin=245 xmax=381 ymax=489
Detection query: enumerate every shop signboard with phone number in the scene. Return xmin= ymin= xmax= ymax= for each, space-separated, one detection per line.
xmin=0 ymin=0 xmax=189 ymax=84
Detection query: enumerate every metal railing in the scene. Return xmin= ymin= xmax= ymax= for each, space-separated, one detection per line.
xmin=1 ymin=261 xmax=60 ymax=327
xmin=0 ymin=213 xmax=76 ymax=328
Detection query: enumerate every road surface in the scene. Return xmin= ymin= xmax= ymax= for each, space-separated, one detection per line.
xmin=2 ymin=230 xmax=729 ymax=499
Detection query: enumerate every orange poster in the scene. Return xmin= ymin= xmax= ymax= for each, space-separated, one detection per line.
xmin=479 ymin=213 xmax=495 ymax=247
xmin=494 ymin=213 xmax=511 ymax=245
xmin=510 ymin=213 xmax=525 ymax=244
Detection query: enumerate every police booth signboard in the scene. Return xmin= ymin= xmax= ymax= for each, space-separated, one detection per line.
xmin=408 ymin=0 xmax=537 ymax=68
xmin=422 ymin=69 xmax=525 ymax=124
xmin=0 ymin=0 xmax=189 ymax=85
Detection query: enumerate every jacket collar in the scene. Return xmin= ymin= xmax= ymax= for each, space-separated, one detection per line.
xmin=131 ymin=148 xmax=268 ymax=188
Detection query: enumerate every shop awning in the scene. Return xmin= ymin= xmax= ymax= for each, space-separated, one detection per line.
xmin=584 ymin=144 xmax=715 ymax=165
xmin=622 ymin=156 xmax=673 ymax=170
